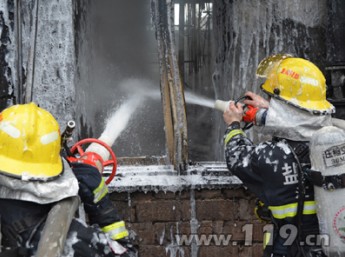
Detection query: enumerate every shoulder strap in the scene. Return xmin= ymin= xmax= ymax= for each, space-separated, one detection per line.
xmin=0 ymin=248 xmax=30 ymax=257
xmin=285 ymin=141 xmax=308 ymax=257
xmin=2 ymin=215 xmax=46 ymax=247
xmin=287 ymin=140 xmax=310 ymax=165
xmin=307 ymin=169 xmax=345 ymax=191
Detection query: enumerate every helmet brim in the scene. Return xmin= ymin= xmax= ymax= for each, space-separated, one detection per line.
xmin=0 ymin=155 xmax=64 ymax=181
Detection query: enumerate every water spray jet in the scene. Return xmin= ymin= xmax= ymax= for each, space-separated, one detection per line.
xmin=86 ymin=95 xmax=144 ymax=161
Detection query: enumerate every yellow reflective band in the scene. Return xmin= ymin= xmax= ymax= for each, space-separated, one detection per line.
xmin=302 ymin=201 xmax=317 ymax=215
xmin=224 ymin=129 xmax=245 ymax=145
xmin=40 ymin=131 xmax=59 ymax=145
xmin=269 ymin=201 xmax=316 ymax=219
xmin=263 ymin=232 xmax=271 ymax=249
xmin=102 ymin=221 xmax=129 ymax=240
xmin=0 ymin=122 xmax=20 ymax=138
xmin=269 ymin=203 xmax=297 ymax=219
xmin=93 ymin=178 xmax=108 ymax=203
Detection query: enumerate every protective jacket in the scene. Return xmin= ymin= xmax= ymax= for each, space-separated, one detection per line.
xmin=224 ymin=126 xmax=325 ymax=257
xmin=0 ymin=161 xmax=132 ymax=257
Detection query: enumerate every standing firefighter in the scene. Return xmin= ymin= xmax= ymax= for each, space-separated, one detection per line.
xmin=223 ymin=54 xmax=332 ymax=257
xmin=0 ymin=103 xmax=136 ymax=257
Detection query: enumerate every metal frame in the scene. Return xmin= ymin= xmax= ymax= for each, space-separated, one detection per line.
xmin=152 ymin=0 xmax=189 ymax=173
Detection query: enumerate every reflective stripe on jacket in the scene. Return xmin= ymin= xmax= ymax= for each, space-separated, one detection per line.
xmin=269 ymin=201 xmax=316 ymax=219
xmin=102 ymin=220 xmax=129 ymax=240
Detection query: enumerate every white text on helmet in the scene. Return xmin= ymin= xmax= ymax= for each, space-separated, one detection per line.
xmin=300 ymin=76 xmax=319 ymax=86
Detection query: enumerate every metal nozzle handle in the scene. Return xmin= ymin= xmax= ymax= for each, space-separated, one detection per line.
xmin=61 ymin=120 xmax=76 ymax=146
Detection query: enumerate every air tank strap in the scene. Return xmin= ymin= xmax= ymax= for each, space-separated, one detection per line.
xmin=306 ymin=169 xmax=345 ymax=191
xmin=2 ymin=214 xmax=46 ymax=247
xmin=0 ymin=247 xmax=30 ymax=257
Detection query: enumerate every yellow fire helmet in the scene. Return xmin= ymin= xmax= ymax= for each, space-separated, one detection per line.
xmin=0 ymin=103 xmax=63 ymax=181
xmin=257 ymin=54 xmax=335 ymax=114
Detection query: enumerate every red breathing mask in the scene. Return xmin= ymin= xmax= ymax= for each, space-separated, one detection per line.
xmin=242 ymin=105 xmax=259 ymax=123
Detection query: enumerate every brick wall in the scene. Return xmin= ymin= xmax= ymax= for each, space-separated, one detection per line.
xmin=109 ymin=187 xmax=267 ymax=257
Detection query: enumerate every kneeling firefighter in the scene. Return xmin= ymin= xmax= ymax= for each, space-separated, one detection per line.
xmin=0 ymin=103 xmax=136 ymax=257
xmin=223 ymin=54 xmax=332 ymax=257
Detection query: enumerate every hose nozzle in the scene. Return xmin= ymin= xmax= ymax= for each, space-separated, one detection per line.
xmin=61 ymin=120 xmax=76 ymax=144
xmin=214 ymin=100 xmax=230 ymax=112
xmin=214 ymin=99 xmax=267 ymax=127
xmin=85 ymin=135 xmax=112 ymax=161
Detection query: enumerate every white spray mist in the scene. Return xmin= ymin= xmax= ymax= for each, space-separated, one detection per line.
xmin=86 ymin=92 xmax=144 ymax=160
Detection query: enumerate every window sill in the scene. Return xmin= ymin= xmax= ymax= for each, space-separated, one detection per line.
xmin=104 ymin=162 xmax=243 ymax=193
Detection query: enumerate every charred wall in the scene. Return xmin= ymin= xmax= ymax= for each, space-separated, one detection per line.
xmin=0 ymin=0 xmax=15 ymax=110
xmin=212 ymin=0 xmax=329 ymax=158
xmin=325 ymin=0 xmax=345 ymax=120
xmin=0 ymin=0 xmax=76 ymax=125
xmin=326 ymin=0 xmax=345 ymax=65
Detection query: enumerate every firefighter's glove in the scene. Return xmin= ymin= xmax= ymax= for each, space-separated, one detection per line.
xmin=71 ymin=163 xmax=108 ymax=205
xmin=254 ymin=200 xmax=271 ymax=222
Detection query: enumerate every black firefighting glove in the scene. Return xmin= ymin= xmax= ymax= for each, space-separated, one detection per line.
xmin=254 ymin=199 xmax=272 ymax=222
xmin=71 ymin=162 xmax=129 ymax=240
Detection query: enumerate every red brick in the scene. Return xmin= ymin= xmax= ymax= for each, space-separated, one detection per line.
xmin=108 ymin=191 xmax=129 ymax=201
xmin=138 ymin=245 xmax=166 ymax=257
xmin=153 ymin=191 xmax=180 ymax=199
xmin=212 ymin=220 xmax=225 ymax=234
xmin=173 ymin=221 xmax=192 ymax=235
xmin=129 ymin=222 xmax=156 ymax=245
xmin=139 ymin=245 xmax=188 ymax=257
xmin=196 ymin=199 xmax=236 ymax=221
xmin=136 ymin=200 xmax=183 ymax=222
xmin=109 ymin=188 xmax=267 ymax=256
xmin=252 ymin=243 xmax=265 ymax=257
xmin=223 ymin=187 xmax=255 ymax=199
xmin=216 ymin=221 xmax=265 ymax=242
xmin=195 ymin=189 xmax=224 ymax=200
xmin=198 ymin=221 xmax=214 ymax=234
xmin=199 ymin=246 xmax=237 ymax=257
xmin=238 ymin=243 xmax=264 ymax=257
xmin=165 ymin=246 xmax=190 ymax=257
xmin=153 ymin=190 xmax=191 ymax=200
xmin=111 ymin=200 xmax=136 ymax=222
xmin=236 ymin=198 xmax=256 ymax=221
xmin=154 ymin=222 xmax=185 ymax=245
xmin=131 ymin=191 xmax=155 ymax=201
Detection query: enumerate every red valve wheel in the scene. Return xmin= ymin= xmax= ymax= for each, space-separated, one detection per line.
xmin=70 ymin=138 xmax=117 ymax=184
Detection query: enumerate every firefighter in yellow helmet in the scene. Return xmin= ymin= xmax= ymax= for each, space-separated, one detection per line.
xmin=0 ymin=103 xmax=136 ymax=257
xmin=223 ymin=54 xmax=330 ymax=257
